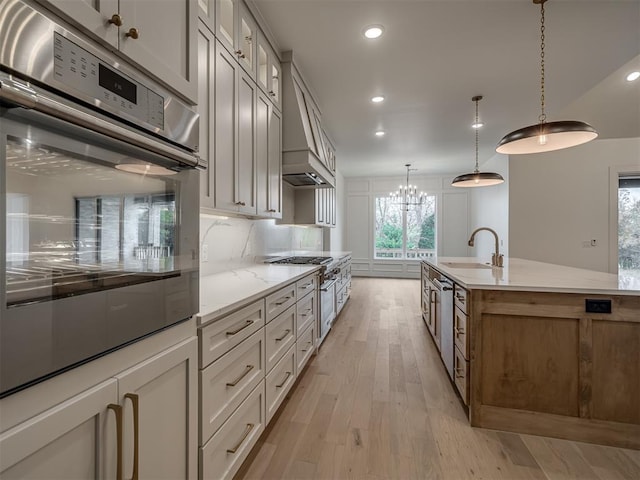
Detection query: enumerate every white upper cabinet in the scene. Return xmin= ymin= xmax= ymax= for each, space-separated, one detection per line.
xmin=44 ymin=0 xmax=198 ymax=104
xmin=256 ymin=91 xmax=282 ymax=219
xmin=215 ymin=0 xmax=257 ymax=78
xmin=257 ymin=32 xmax=282 ymax=110
xmin=198 ymin=0 xmax=216 ymax=32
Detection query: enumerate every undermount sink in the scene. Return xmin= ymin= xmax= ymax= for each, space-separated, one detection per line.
xmin=441 ymin=262 xmax=493 ymax=269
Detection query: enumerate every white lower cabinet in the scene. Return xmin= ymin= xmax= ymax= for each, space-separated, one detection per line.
xmin=196 ymin=271 xmax=319 ymax=480
xmin=200 ymin=329 xmax=265 ymax=443
xmin=0 ymin=379 xmax=118 ymax=479
xmin=115 ymin=337 xmax=198 ymax=480
xmin=0 ymin=333 xmax=198 ymax=480
xmin=265 ymin=305 xmax=296 ymax=372
xmin=296 ymin=323 xmax=315 ymax=374
xmin=265 ymin=346 xmax=296 ymax=422
xmin=200 ymin=380 xmax=266 ymax=480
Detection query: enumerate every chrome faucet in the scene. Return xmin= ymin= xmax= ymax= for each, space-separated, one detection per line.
xmin=468 ymin=227 xmax=504 ymax=267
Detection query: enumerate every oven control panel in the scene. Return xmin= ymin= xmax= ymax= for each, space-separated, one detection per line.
xmin=53 ymin=33 xmax=164 ymax=130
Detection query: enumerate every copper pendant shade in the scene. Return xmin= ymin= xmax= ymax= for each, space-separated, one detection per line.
xmin=496 ymin=0 xmax=598 ymax=155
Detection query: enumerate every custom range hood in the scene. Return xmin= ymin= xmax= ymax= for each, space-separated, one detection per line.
xmin=281 ymin=51 xmax=336 ymax=188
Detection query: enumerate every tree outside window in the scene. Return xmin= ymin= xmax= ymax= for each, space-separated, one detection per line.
xmin=374 ymin=195 xmax=436 ymax=259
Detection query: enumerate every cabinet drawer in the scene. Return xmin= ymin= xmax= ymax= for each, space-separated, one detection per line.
xmin=296 ymin=291 xmax=316 ymax=336
xmin=296 ymin=323 xmax=315 ymax=374
xmin=336 ymin=286 xmax=346 ymax=314
xmin=266 ymin=284 xmax=296 ymax=323
xmin=454 ymin=285 xmax=469 ymax=314
xmin=454 ymin=307 xmax=469 ymax=359
xmin=265 ymin=305 xmax=296 ymax=372
xmin=200 ymin=329 xmax=265 ymax=444
xmin=296 ymin=274 xmax=317 ymax=301
xmin=199 ymin=300 xmax=265 ymax=368
xmin=454 ymin=347 xmax=469 ymax=405
xmin=200 ymin=380 xmax=265 ymax=480
xmin=265 ymin=345 xmax=296 ymax=422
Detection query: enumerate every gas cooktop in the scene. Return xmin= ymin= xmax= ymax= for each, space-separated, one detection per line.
xmin=269 ymin=256 xmax=333 ymax=266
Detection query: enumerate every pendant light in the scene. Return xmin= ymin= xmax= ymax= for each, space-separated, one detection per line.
xmin=452 ymin=96 xmax=504 ymax=187
xmin=496 ymin=0 xmax=597 ymax=155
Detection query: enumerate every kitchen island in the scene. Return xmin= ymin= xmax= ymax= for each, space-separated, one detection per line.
xmin=422 ymin=257 xmax=640 ymax=449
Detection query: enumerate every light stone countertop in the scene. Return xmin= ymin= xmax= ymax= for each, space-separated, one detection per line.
xmin=424 ymin=257 xmax=640 ymax=296
xmin=198 ymin=264 xmax=321 ymax=326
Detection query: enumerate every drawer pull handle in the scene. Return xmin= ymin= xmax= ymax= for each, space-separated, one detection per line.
xmin=301 ymin=341 xmax=313 ymax=352
xmin=300 ymin=308 xmax=312 ymax=317
xmin=226 ymin=423 xmax=254 ymax=454
xmin=226 ymin=320 xmax=253 ymax=336
xmin=455 ymin=327 xmax=465 ymax=335
xmin=302 ymin=283 xmax=313 ymax=290
xmin=455 ymin=368 xmax=465 ymax=379
xmin=107 ymin=404 xmax=123 ymax=480
xmin=124 ymin=393 xmax=140 ymax=480
xmin=226 ymin=365 xmax=254 ymax=387
xmin=275 ymin=329 xmax=291 ymax=342
xmin=274 ymin=297 xmax=291 ymax=306
xmin=276 ymin=371 xmax=292 ymax=388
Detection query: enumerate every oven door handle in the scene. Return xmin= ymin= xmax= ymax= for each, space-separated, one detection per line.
xmin=320 ymin=279 xmax=337 ymax=292
xmin=0 ymin=76 xmax=204 ymax=170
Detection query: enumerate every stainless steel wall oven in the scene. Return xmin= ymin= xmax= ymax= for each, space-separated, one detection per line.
xmin=0 ymin=0 xmax=204 ymax=397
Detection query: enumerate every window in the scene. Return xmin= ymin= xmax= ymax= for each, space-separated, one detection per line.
xmin=618 ymin=176 xmax=640 ymax=288
xmin=374 ymin=195 xmax=436 ymax=259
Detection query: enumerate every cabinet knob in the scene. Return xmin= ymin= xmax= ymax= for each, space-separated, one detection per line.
xmin=108 ymin=14 xmax=123 ymax=27
xmin=234 ymin=201 xmax=246 ymax=206
xmin=268 ymin=91 xmax=276 ymax=97
xmin=267 ymin=208 xmax=276 ymax=213
xmin=125 ymin=28 xmax=139 ymax=39
xmin=235 ymin=50 xmax=246 ymax=59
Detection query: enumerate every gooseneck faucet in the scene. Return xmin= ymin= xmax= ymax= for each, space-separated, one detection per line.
xmin=468 ymin=227 xmax=504 ymax=267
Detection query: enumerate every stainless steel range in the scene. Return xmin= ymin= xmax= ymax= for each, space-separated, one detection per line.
xmin=1 ymin=0 xmax=202 ymax=397
xmin=269 ymin=255 xmax=341 ymax=344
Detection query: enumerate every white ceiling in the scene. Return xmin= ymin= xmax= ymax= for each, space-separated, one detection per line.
xmin=249 ymin=0 xmax=640 ymax=178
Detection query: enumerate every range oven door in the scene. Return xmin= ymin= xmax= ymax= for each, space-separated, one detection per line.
xmin=319 ymin=279 xmax=337 ymax=344
xmin=0 ymin=98 xmax=199 ymax=397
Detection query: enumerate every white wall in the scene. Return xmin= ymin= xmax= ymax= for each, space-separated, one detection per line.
xmin=345 ymin=175 xmax=470 ymax=278
xmin=509 ymin=137 xmax=640 ymax=273
xmin=469 ymin=153 xmax=510 ymax=259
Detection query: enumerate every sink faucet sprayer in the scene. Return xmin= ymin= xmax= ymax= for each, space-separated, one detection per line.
xmin=468 ymin=227 xmax=503 ymax=267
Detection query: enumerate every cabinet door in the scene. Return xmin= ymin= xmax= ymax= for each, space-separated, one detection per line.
xmin=236 ymin=70 xmax=257 ymax=215
xmin=118 ymin=0 xmax=198 ymax=103
xmin=197 ymin=0 xmax=215 ymax=32
xmin=0 ymin=379 xmax=118 ymax=479
xmin=267 ymin=106 xmax=282 ymax=218
xmin=44 ymin=0 xmax=119 ymax=47
xmin=115 ymin=337 xmax=198 ymax=480
xmin=214 ymin=42 xmax=239 ymax=212
xmin=256 ymin=91 xmax=270 ymax=217
xmin=269 ymin=56 xmax=282 ymax=111
xmin=236 ymin=2 xmax=257 ymax=77
xmin=198 ymin=23 xmax=216 ymax=210
xmin=215 ymin=0 xmax=237 ymax=54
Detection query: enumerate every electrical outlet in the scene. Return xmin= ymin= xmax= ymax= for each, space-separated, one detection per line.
xmin=202 ymin=244 xmax=209 ymax=262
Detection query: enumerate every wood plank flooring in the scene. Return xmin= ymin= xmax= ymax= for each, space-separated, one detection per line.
xmin=236 ymin=278 xmax=640 ymax=480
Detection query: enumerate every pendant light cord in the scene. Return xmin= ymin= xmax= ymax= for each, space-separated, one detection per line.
xmin=474 ymin=98 xmax=480 ymax=173
xmin=539 ymin=0 xmax=546 ymax=124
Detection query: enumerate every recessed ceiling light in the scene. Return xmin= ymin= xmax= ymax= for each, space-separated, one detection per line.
xmin=363 ymin=25 xmax=384 ymax=39
xmin=371 ymin=95 xmax=385 ymax=103
xmin=626 ymin=71 xmax=640 ymax=82
xmin=375 ymin=130 xmax=385 ymax=137
xmin=471 ymin=122 xmax=484 ymax=129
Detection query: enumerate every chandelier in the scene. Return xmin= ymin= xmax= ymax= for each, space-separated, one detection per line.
xmin=390 ymin=164 xmax=426 ymax=211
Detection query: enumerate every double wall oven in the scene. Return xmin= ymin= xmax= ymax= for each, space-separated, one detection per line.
xmin=0 ymin=0 xmax=203 ymax=397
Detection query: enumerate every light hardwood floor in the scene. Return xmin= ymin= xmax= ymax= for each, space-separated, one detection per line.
xmin=236 ymin=278 xmax=640 ymax=480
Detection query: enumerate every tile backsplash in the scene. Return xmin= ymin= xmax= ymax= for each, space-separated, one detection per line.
xmin=199 ymin=214 xmax=323 ymax=275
